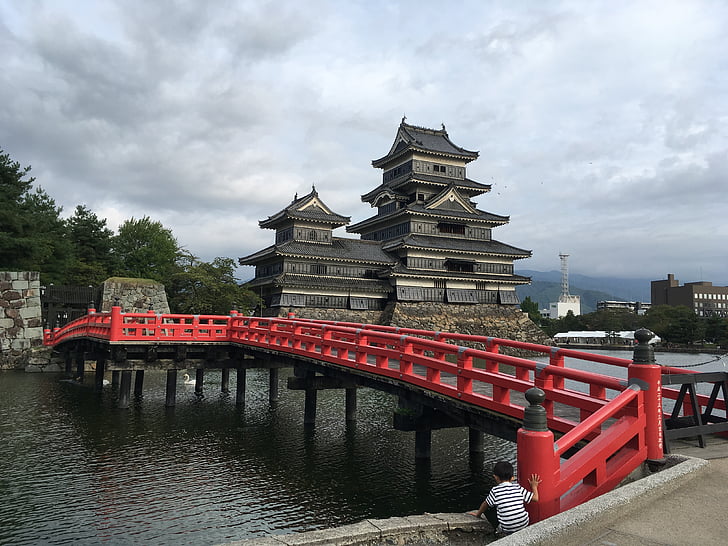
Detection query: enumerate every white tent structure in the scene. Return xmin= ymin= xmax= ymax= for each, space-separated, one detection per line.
xmin=553 ymin=330 xmax=661 ymax=346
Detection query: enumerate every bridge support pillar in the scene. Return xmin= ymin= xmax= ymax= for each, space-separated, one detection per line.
xmin=221 ymin=369 xmax=230 ymax=393
xmin=469 ymin=428 xmax=484 ymax=454
xmin=165 ymin=369 xmax=177 ymax=407
xmin=75 ymin=353 xmax=85 ymax=383
xmin=304 ymin=388 xmax=318 ymax=426
xmin=65 ymin=353 xmax=73 ymax=376
xmin=118 ymin=370 xmax=133 ymax=409
xmin=195 ymin=368 xmax=204 ymax=396
xmin=415 ymin=429 xmax=432 ymax=459
xmin=236 ymin=368 xmax=247 ymax=406
xmin=269 ymin=368 xmax=279 ymax=403
xmin=94 ymin=358 xmax=106 ymax=392
xmin=134 ymin=370 xmax=145 ymax=395
xmin=112 ymin=370 xmax=120 ymax=389
xmin=345 ymin=388 xmax=357 ymax=422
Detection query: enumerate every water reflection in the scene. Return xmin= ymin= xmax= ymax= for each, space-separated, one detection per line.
xmin=0 ymin=368 xmax=512 ymax=545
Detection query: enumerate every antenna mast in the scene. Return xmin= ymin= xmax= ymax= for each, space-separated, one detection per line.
xmin=559 ymin=253 xmax=570 ymax=302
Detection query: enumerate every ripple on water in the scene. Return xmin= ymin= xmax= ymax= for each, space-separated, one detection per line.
xmin=0 ymin=369 xmax=514 ymax=545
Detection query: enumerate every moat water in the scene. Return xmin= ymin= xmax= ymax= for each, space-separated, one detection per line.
xmin=0 ymin=351 xmax=723 ymax=545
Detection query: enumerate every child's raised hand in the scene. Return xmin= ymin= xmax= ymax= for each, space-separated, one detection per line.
xmin=528 ymin=474 xmax=542 ymax=487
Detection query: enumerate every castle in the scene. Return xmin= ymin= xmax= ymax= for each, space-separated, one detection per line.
xmin=240 ymin=119 xmax=533 ymax=325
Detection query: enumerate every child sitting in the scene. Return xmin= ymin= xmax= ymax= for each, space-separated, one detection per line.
xmin=469 ymin=460 xmax=541 ymax=535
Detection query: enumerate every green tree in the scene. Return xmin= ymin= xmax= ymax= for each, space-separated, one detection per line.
xmin=0 ymin=149 xmax=71 ymax=283
xmin=581 ymin=309 xmax=640 ymax=332
xmin=704 ymin=316 xmax=728 ymax=347
xmin=520 ymin=296 xmax=541 ymax=323
xmin=113 ymin=216 xmax=181 ymax=283
xmin=66 ymin=205 xmax=116 ymax=285
xmin=167 ymin=256 xmax=260 ymax=314
xmin=642 ymin=305 xmax=705 ymax=345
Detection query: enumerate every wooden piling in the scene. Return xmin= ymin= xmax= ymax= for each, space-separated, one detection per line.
xmin=165 ymin=369 xmax=177 ymax=407
xmin=269 ymin=368 xmax=279 ymax=402
xmin=94 ymin=358 xmax=106 ymax=392
xmin=304 ymin=388 xmax=318 ymax=425
xmin=118 ymin=370 xmax=133 ymax=409
xmin=221 ymin=368 xmax=230 ymax=393
xmin=195 ymin=368 xmax=204 ymax=396
xmin=415 ymin=429 xmax=432 ymax=459
xmin=75 ymin=353 xmax=85 ymax=383
xmin=345 ymin=388 xmax=357 ymax=422
xmin=236 ymin=368 xmax=246 ymax=406
xmin=134 ymin=370 xmax=145 ymax=395
xmin=469 ymin=428 xmax=484 ymax=454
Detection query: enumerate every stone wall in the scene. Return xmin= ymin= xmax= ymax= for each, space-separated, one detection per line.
xmin=267 ymin=303 xmax=394 ymax=326
xmin=269 ymin=301 xmax=551 ymax=350
xmin=390 ymin=302 xmax=552 ymax=346
xmin=99 ymin=277 xmax=170 ymax=313
xmin=0 ymin=271 xmax=43 ymax=369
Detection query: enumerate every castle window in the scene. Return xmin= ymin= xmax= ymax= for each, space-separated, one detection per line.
xmin=311 ymin=264 xmax=327 ymax=275
xmin=438 ymin=222 xmax=466 ymax=234
xmin=446 ymin=259 xmax=474 ymax=273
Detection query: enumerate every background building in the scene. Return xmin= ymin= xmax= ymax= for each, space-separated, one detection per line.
xmin=596 ymin=300 xmax=651 ymax=315
xmin=651 ymin=274 xmax=728 ymax=317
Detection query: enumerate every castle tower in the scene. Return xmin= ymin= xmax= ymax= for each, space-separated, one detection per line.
xmin=347 ymin=119 xmax=531 ymax=304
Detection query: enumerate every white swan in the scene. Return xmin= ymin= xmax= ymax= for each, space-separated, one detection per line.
xmin=182 ymin=373 xmax=196 ymax=384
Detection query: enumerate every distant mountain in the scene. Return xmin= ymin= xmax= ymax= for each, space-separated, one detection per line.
xmin=515 ymin=270 xmax=653 ymax=313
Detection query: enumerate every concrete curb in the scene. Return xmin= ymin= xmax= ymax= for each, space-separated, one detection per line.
xmin=222 ymin=455 xmax=708 ymax=546
xmin=494 ymin=454 xmax=710 ymax=545
xmin=221 ymin=512 xmax=491 ymax=545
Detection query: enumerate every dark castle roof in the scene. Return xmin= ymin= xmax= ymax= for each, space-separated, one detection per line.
xmin=381 ymin=234 xmax=531 ymax=259
xmin=347 ymin=204 xmax=510 ymax=234
xmin=259 ymin=187 xmax=350 ymax=229
xmin=372 ymin=119 xmax=479 ymax=168
xmin=239 ymin=237 xmax=397 ymax=266
xmin=246 ymin=273 xmax=393 ymax=293
xmin=361 ymin=173 xmax=491 ymax=203
xmin=381 ymin=264 xmax=531 ymax=284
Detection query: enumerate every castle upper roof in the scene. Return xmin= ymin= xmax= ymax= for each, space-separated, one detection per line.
xmin=372 ymin=119 xmax=479 ymax=168
xmin=259 ymin=186 xmax=350 ymax=229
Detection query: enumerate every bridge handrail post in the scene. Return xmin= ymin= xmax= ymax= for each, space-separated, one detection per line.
xmin=109 ymin=306 xmax=123 ymax=341
xmin=548 ymin=347 xmax=565 ymax=390
xmin=517 ymin=387 xmax=559 ymax=523
xmin=628 ymin=328 xmax=664 ymax=463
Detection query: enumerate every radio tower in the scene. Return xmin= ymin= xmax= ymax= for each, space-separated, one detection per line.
xmin=559 ymin=253 xmax=571 ymax=301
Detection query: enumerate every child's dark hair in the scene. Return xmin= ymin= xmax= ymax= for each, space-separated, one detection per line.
xmin=493 ymin=461 xmax=514 ymax=481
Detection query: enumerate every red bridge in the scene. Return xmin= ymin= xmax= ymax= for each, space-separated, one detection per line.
xmin=44 ymin=307 xmax=728 ymax=524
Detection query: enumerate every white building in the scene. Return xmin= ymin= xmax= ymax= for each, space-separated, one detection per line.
xmin=549 ymin=297 xmax=581 ymax=319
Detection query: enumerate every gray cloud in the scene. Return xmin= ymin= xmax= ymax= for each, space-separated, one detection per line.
xmin=1 ymin=0 xmax=726 ymax=287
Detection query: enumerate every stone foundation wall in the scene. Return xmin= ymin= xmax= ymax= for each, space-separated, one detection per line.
xmin=267 ymin=303 xmax=394 ymax=326
xmin=390 ymin=302 xmax=551 ymax=346
xmin=99 ymin=277 xmax=170 ymax=313
xmin=268 ymin=301 xmax=551 ymax=351
xmin=0 ymin=271 xmax=43 ymax=369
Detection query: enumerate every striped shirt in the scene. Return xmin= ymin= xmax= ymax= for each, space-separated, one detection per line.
xmin=485 ymin=481 xmax=533 ymax=533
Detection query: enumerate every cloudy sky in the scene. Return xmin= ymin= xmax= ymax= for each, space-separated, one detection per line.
xmin=1 ymin=0 xmax=726 ymax=286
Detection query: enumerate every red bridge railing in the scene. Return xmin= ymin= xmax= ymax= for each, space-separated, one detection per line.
xmin=44 ymin=309 xmax=723 ymax=522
